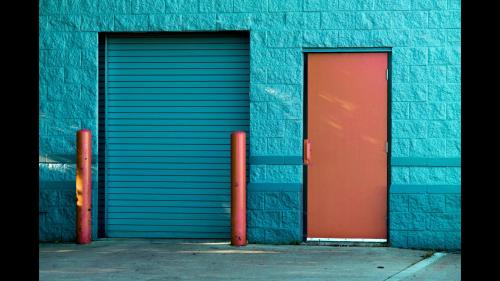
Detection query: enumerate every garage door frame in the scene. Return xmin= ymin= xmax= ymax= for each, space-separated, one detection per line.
xmin=97 ymin=31 xmax=250 ymax=238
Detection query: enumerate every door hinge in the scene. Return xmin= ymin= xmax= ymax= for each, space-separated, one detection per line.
xmin=386 ymin=69 xmax=389 ymax=80
xmin=385 ymin=142 xmax=389 ymax=153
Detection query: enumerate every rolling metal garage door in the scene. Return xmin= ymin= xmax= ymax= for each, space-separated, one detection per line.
xmin=103 ymin=33 xmax=249 ymax=238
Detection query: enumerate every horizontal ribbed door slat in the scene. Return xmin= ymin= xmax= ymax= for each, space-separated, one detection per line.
xmin=105 ymin=33 xmax=249 ymax=239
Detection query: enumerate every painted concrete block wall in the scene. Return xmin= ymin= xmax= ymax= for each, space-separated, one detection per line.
xmin=39 ymin=0 xmax=461 ymax=249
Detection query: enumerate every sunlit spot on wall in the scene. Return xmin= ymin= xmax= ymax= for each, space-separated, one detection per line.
xmin=265 ymin=87 xmax=291 ymax=102
xmin=265 ymin=87 xmax=278 ymax=95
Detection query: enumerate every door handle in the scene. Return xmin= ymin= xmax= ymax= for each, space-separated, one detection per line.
xmin=304 ymin=139 xmax=311 ymax=165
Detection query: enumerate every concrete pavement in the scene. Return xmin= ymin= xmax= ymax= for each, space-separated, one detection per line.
xmin=39 ymin=239 xmax=460 ymax=281
xmin=390 ymin=252 xmax=461 ymax=281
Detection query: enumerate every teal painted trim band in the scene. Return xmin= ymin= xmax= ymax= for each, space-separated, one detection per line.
xmin=39 ymin=154 xmax=99 ymax=164
xmin=249 ymin=156 xmax=303 ymax=165
xmin=391 ymin=157 xmax=461 ymax=167
xmin=390 ymin=184 xmax=461 ymax=194
xmin=303 ymin=47 xmax=392 ymax=53
xmin=248 ymin=183 xmax=303 ymax=192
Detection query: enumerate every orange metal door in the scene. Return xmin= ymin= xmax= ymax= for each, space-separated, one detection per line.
xmin=306 ymin=53 xmax=388 ymax=239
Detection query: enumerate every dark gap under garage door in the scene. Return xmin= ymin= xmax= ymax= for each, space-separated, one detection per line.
xmin=102 ymin=32 xmax=249 ymax=238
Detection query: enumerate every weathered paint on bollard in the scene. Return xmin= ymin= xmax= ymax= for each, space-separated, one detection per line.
xmin=231 ymin=131 xmax=247 ymax=246
xmin=76 ymin=129 xmax=92 ymax=244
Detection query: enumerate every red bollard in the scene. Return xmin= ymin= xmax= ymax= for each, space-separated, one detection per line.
xmin=76 ymin=129 xmax=92 ymax=244
xmin=231 ymin=131 xmax=247 ymax=246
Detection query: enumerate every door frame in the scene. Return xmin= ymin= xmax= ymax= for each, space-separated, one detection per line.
xmin=302 ymin=47 xmax=393 ymax=243
xmin=97 ymin=31 xmax=250 ymax=238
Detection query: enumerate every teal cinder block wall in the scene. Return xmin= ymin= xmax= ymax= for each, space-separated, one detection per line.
xmin=39 ymin=0 xmax=461 ymax=250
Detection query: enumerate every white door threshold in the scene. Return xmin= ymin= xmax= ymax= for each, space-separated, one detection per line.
xmin=307 ymin=238 xmax=387 ymax=243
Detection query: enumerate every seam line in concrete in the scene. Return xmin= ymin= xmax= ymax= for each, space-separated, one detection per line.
xmin=383 ymin=252 xmax=448 ymax=281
